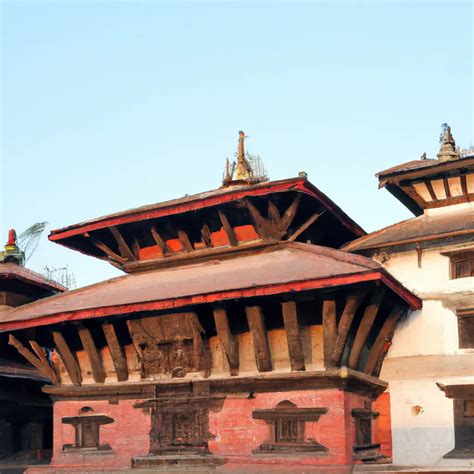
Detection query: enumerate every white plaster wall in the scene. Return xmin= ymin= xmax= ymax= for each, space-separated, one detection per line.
xmin=389 ymin=379 xmax=455 ymax=465
xmin=371 ymin=203 xmax=474 ymax=466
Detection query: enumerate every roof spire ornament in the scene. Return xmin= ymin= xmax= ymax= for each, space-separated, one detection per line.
xmin=222 ymin=131 xmax=269 ymax=187
xmin=437 ymin=123 xmax=460 ymax=162
xmin=233 ymin=131 xmax=253 ymax=181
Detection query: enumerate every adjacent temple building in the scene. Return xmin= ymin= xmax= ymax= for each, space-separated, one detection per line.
xmin=0 ymin=128 xmax=472 ymax=472
xmin=345 ymin=125 xmax=474 ymax=469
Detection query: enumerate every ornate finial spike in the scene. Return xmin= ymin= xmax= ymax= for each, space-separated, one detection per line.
xmin=437 ymin=124 xmax=460 ymax=162
xmin=233 ymin=130 xmax=252 ymax=181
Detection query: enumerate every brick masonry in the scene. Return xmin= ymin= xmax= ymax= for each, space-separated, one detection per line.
xmin=40 ymin=387 xmax=388 ymax=470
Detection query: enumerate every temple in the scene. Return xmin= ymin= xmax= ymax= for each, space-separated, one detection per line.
xmin=0 ymin=231 xmax=65 ymax=466
xmin=0 ymin=132 xmax=423 ymax=473
xmin=344 ymin=125 xmax=474 ymax=469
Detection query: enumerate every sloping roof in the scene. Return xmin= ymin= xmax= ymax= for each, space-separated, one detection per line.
xmin=48 ymin=177 xmax=365 ymax=242
xmin=0 ymin=263 xmax=66 ymax=293
xmin=377 ymin=156 xmax=474 ymax=186
xmin=0 ymin=242 xmax=420 ymax=332
xmin=376 ymin=159 xmax=437 ymax=177
xmin=342 ymin=205 xmax=474 ymax=252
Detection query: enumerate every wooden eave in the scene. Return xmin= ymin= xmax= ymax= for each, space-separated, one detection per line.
xmin=0 ymin=243 xmax=421 ymax=333
xmin=49 ymin=177 xmax=365 ymax=240
xmin=0 ymin=263 xmax=66 ymax=294
xmin=47 ymin=177 xmax=365 ymax=267
xmin=377 ymin=158 xmax=474 ymax=216
xmin=342 ymin=205 xmax=474 ymax=253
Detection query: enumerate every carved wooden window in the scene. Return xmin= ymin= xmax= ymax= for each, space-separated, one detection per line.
xmin=62 ymin=407 xmax=114 ymax=451
xmin=352 ymin=408 xmax=383 ymax=462
xmin=451 ymin=253 xmax=474 ymax=279
xmin=457 ymin=310 xmax=474 ymax=349
xmin=252 ymin=400 xmax=328 ymax=453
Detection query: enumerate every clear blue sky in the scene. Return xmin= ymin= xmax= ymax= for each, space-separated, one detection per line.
xmin=1 ymin=1 xmax=473 ymax=287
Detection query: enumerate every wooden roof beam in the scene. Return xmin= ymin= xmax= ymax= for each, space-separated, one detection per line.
xmin=102 ymin=322 xmax=129 ymax=382
xmin=86 ymin=234 xmax=127 ymax=265
xmin=53 ymin=330 xmax=82 ymax=386
xmin=281 ymin=301 xmax=305 ymax=371
xmin=322 ymin=299 xmax=337 ymax=368
xmin=109 ymin=226 xmax=136 ymax=261
xmin=76 ymin=324 xmax=106 ymax=383
xmin=331 ymin=289 xmax=369 ymax=366
xmin=245 ymin=306 xmax=272 ymax=372
xmin=287 ymin=211 xmax=323 ymax=242
xmin=218 ymin=209 xmax=238 ymax=246
xmin=150 ymin=225 xmax=172 ymax=255
xmin=8 ymin=335 xmax=59 ymax=384
xmin=213 ymin=307 xmax=239 ymax=376
xmin=177 ymin=230 xmax=193 ymax=252
xmin=348 ymin=287 xmax=386 ymax=370
xmin=363 ymin=305 xmax=404 ymax=375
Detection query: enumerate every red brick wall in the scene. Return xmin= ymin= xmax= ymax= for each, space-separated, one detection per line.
xmin=373 ymin=390 xmax=392 ymax=459
xmin=208 ymin=389 xmax=370 ymax=467
xmin=46 ymin=389 xmax=380 ymax=470
xmin=51 ymin=399 xmax=150 ymax=470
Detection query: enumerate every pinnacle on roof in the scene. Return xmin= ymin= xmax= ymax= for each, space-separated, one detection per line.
xmin=222 ymin=131 xmax=268 ymax=186
xmin=437 ymin=123 xmax=460 ymax=162
xmin=0 ymin=229 xmax=25 ymax=266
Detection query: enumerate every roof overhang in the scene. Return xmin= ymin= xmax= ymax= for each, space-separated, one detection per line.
xmin=0 ymin=243 xmax=421 ymax=332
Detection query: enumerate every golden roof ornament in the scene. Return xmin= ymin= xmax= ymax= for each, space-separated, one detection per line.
xmin=222 ymin=131 xmax=268 ymax=187
xmin=437 ymin=124 xmax=460 ymax=162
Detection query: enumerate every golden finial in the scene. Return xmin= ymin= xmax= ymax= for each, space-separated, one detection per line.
xmin=233 ymin=131 xmax=252 ymax=181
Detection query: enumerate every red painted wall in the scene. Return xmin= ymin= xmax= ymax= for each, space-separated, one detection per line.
xmin=41 ymin=389 xmax=379 ymax=471
xmin=51 ymin=399 xmax=150 ymax=470
xmin=373 ymin=390 xmax=392 ymax=459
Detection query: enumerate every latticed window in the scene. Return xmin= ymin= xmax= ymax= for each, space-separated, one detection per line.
xmin=275 ymin=416 xmax=302 ymax=443
xmin=457 ymin=310 xmax=474 ymax=349
xmin=451 ymin=253 xmax=474 ymax=279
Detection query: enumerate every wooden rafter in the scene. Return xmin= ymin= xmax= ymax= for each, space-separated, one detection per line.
xmin=102 ymin=323 xmax=129 ymax=382
xmin=245 ymin=200 xmax=278 ymax=240
xmin=245 ymin=306 xmax=272 ymax=372
xmin=213 ymin=307 xmax=239 ymax=375
xmin=425 ymin=180 xmax=437 ymax=201
xmin=201 ymin=224 xmax=213 ymax=248
xmin=443 ymin=177 xmax=452 ymax=198
xmin=281 ymin=301 xmax=305 ymax=371
xmin=348 ymin=287 xmax=386 ymax=370
xmin=30 ymin=340 xmax=60 ymax=384
xmin=331 ymin=290 xmax=368 ymax=366
xmin=177 ymin=230 xmax=193 ymax=252
xmin=109 ymin=226 xmax=136 ymax=261
xmin=287 ymin=212 xmax=323 ymax=242
xmin=279 ymin=193 xmax=301 ymax=231
xmin=363 ymin=306 xmax=404 ymax=375
xmin=131 ymin=237 xmax=140 ymax=259
xmin=218 ymin=209 xmax=238 ymax=246
xmin=86 ymin=235 xmax=127 ymax=264
xmin=8 ymin=335 xmax=58 ymax=384
xmin=322 ymin=299 xmax=337 ymax=368
xmin=53 ymin=330 xmax=82 ymax=386
xmin=151 ymin=225 xmax=172 ymax=255
xmin=76 ymin=324 xmax=106 ymax=383
xmin=267 ymin=200 xmax=281 ymax=223
xmin=245 ymin=193 xmax=302 ymax=241
xmin=399 ymin=183 xmax=427 ymax=208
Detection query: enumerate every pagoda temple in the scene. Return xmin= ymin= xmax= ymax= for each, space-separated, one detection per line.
xmin=0 ymin=230 xmax=65 ymax=466
xmin=0 ymin=133 xmax=420 ymax=472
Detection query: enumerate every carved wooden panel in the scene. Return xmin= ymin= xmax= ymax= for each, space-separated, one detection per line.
xmin=127 ymin=312 xmax=206 ymax=377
